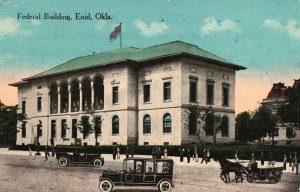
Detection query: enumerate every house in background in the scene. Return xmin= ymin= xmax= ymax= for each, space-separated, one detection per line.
xmin=262 ymin=79 xmax=300 ymax=145
xmin=10 ymin=41 xmax=245 ymax=146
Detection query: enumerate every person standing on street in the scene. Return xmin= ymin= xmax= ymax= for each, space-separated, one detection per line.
xmin=157 ymin=147 xmax=161 ymax=159
xmin=116 ymin=145 xmax=120 ymax=159
xmin=260 ymin=152 xmax=264 ymax=166
xmin=187 ymin=148 xmax=191 ymax=163
xmin=194 ymin=146 xmax=199 ymax=162
xmin=130 ymin=146 xmax=134 ymax=158
xmin=235 ymin=150 xmax=239 ymax=163
xmin=44 ymin=146 xmax=48 ymax=161
xmin=179 ymin=148 xmax=184 ymax=162
xmin=112 ymin=145 xmax=116 ymax=160
xmin=28 ymin=145 xmax=32 ymax=156
xmin=125 ymin=146 xmax=129 ymax=159
xmin=201 ymin=149 xmax=207 ymax=164
xmin=207 ymin=149 xmax=211 ymax=163
xmin=289 ymin=152 xmax=293 ymax=167
xmin=163 ymin=147 xmax=168 ymax=159
xmin=294 ymin=152 xmax=298 ymax=175
xmin=283 ymin=153 xmax=287 ymax=170
xmin=152 ymin=147 xmax=156 ymax=159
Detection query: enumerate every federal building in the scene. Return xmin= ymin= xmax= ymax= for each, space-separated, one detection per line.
xmin=10 ymin=41 xmax=246 ymax=146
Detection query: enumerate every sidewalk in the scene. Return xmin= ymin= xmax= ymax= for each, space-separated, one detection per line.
xmin=0 ymin=147 xmax=298 ymax=174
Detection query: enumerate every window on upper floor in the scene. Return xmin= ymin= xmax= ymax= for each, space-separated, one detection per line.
xmin=22 ymin=100 xmax=26 ymax=114
xmin=37 ymin=97 xmax=42 ymax=112
xmin=112 ymin=115 xmax=119 ymax=135
xmin=143 ymin=114 xmax=151 ymax=134
xmin=190 ymin=81 xmax=197 ymax=102
xmin=163 ymin=82 xmax=171 ymax=101
xmin=51 ymin=120 xmax=56 ymax=139
xmin=206 ymin=80 xmax=214 ymax=105
xmin=163 ymin=113 xmax=172 ymax=133
xmin=143 ymin=84 xmax=151 ymax=103
xmin=72 ymin=119 xmax=77 ymax=139
xmin=112 ymin=86 xmax=119 ymax=104
xmin=222 ymin=84 xmax=230 ymax=107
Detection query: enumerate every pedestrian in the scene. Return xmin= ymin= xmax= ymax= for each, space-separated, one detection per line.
xmin=152 ymin=147 xmax=156 ymax=159
xmin=207 ymin=149 xmax=210 ymax=162
xmin=163 ymin=147 xmax=168 ymax=159
xmin=289 ymin=152 xmax=293 ymax=167
xmin=294 ymin=152 xmax=298 ymax=175
xmin=28 ymin=144 xmax=32 ymax=156
xmin=260 ymin=152 xmax=264 ymax=166
xmin=249 ymin=153 xmax=257 ymax=170
xmin=116 ymin=145 xmax=120 ymax=159
xmin=44 ymin=146 xmax=48 ymax=161
xmin=283 ymin=153 xmax=287 ymax=170
xmin=234 ymin=150 xmax=239 ymax=163
xmin=179 ymin=148 xmax=184 ymax=162
xmin=157 ymin=147 xmax=161 ymax=159
xmin=130 ymin=146 xmax=134 ymax=158
xmin=50 ymin=137 xmax=54 ymax=147
xmin=187 ymin=148 xmax=191 ymax=163
xmin=201 ymin=149 xmax=207 ymax=164
xmin=51 ymin=145 xmax=55 ymax=157
xmin=125 ymin=146 xmax=129 ymax=159
xmin=194 ymin=146 xmax=199 ymax=162
xmin=112 ymin=145 xmax=116 ymax=160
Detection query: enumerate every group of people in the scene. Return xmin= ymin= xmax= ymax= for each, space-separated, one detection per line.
xmin=236 ymin=150 xmax=299 ymax=175
xmin=179 ymin=146 xmax=210 ymax=164
xmin=152 ymin=146 xmax=168 ymax=159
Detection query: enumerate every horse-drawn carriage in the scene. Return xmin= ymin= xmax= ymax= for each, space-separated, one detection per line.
xmin=215 ymin=156 xmax=283 ymax=184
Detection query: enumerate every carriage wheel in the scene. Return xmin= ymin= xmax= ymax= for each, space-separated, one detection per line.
xmin=268 ymin=170 xmax=281 ymax=184
xmin=247 ymin=173 xmax=258 ymax=183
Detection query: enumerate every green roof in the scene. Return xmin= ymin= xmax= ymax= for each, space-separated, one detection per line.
xmin=24 ymin=41 xmax=246 ymax=80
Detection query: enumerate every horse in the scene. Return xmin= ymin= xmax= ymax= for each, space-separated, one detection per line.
xmin=214 ymin=155 xmax=248 ymax=183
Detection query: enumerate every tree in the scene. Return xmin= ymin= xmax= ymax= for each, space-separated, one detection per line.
xmin=235 ymin=111 xmax=253 ymax=143
xmin=184 ymin=103 xmax=221 ymax=144
xmin=77 ymin=107 xmax=104 ymax=146
xmin=0 ymin=101 xmax=18 ymax=145
xmin=278 ymin=86 xmax=300 ymax=128
xmin=252 ymin=105 xmax=276 ymax=144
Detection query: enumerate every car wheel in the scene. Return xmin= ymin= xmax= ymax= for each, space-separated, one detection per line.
xmin=93 ymin=158 xmax=102 ymax=168
xmin=99 ymin=179 xmax=113 ymax=192
xmin=158 ymin=180 xmax=172 ymax=192
xmin=58 ymin=157 xmax=68 ymax=167
xmin=268 ymin=170 xmax=281 ymax=184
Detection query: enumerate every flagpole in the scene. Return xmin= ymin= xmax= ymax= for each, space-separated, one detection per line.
xmin=120 ymin=23 xmax=122 ymax=48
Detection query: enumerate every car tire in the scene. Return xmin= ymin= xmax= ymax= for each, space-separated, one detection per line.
xmin=58 ymin=156 xmax=68 ymax=167
xmin=99 ymin=179 xmax=113 ymax=192
xmin=158 ymin=180 xmax=172 ymax=192
xmin=268 ymin=170 xmax=281 ymax=184
xmin=246 ymin=173 xmax=258 ymax=183
xmin=93 ymin=158 xmax=102 ymax=168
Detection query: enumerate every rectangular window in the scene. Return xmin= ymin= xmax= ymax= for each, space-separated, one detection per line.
xmin=144 ymin=142 xmax=149 ymax=145
xmin=51 ymin=120 xmax=56 ymax=138
xmin=143 ymin=84 xmax=150 ymax=102
xmin=21 ymin=122 xmax=26 ymax=138
xmin=38 ymin=123 xmax=42 ymax=137
xmin=222 ymin=86 xmax=229 ymax=106
xmin=206 ymin=82 xmax=214 ymax=105
xmin=163 ymin=82 xmax=171 ymax=101
xmin=22 ymin=100 xmax=26 ymax=114
xmin=189 ymin=81 xmax=197 ymax=102
xmin=61 ymin=119 xmax=67 ymax=138
xmin=112 ymin=86 xmax=119 ymax=104
xmin=37 ymin=97 xmax=42 ymax=111
xmin=72 ymin=119 xmax=77 ymax=139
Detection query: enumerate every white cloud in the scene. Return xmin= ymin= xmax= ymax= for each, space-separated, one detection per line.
xmin=0 ymin=17 xmax=19 ymax=37
xmin=264 ymin=19 xmax=300 ymax=42
xmin=201 ymin=17 xmax=239 ymax=36
xmin=94 ymin=21 xmax=107 ymax=32
xmin=133 ymin=19 xmax=169 ymax=36
xmin=32 ymin=20 xmax=41 ymax=27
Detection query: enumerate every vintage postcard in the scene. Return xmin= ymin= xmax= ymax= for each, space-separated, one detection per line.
xmin=0 ymin=0 xmax=300 ymax=192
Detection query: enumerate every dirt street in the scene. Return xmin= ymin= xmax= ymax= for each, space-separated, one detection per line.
xmin=0 ymin=154 xmax=299 ymax=192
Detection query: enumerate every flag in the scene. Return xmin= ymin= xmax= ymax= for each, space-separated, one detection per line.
xmin=109 ymin=24 xmax=121 ymax=41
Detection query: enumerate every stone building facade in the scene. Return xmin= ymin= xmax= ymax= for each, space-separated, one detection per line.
xmin=10 ymin=41 xmax=245 ymax=146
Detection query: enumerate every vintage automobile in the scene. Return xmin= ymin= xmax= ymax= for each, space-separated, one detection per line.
xmin=99 ymin=157 xmax=174 ymax=192
xmin=246 ymin=162 xmax=283 ymax=184
xmin=55 ymin=145 xmax=104 ymax=168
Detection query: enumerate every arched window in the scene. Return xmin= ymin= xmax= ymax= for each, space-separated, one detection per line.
xmin=163 ymin=113 xmax=172 ymax=133
xmin=143 ymin=114 xmax=151 ymax=134
xmin=221 ymin=116 xmax=229 ymax=137
xmin=112 ymin=115 xmax=119 ymax=135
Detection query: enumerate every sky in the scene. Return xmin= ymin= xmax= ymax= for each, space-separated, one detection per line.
xmin=0 ymin=0 xmax=300 ymax=114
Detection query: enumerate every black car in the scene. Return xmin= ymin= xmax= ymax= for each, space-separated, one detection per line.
xmin=56 ymin=145 xmax=104 ymax=168
xmin=99 ymin=157 xmax=174 ymax=192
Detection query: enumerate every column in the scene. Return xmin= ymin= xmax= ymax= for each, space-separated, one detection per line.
xmin=68 ymin=84 xmax=71 ymax=113
xmin=79 ymin=83 xmax=82 ymax=112
xmin=91 ymin=81 xmax=94 ymax=110
xmin=58 ymin=86 xmax=61 ymax=114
